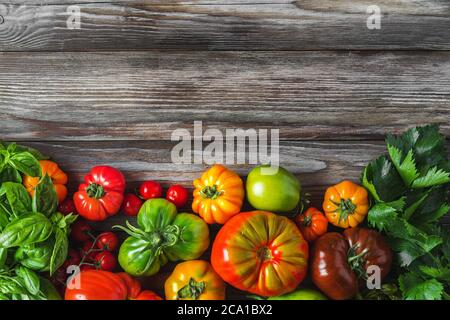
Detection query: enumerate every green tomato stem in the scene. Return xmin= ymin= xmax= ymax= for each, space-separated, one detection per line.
xmin=86 ymin=183 xmax=106 ymax=199
xmin=177 ymin=278 xmax=206 ymax=300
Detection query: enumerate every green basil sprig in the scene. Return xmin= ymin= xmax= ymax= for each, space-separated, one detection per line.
xmin=0 ymin=143 xmax=45 ymax=184
xmin=0 ymin=213 xmax=52 ymax=248
xmin=32 ymin=174 xmax=58 ymax=217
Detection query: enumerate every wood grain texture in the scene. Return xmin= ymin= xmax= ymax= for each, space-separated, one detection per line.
xmin=0 ymin=1 xmax=449 ymax=51
xmin=1 ymin=50 xmax=450 ymax=141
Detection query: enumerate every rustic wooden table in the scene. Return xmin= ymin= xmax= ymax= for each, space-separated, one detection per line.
xmin=0 ymin=0 xmax=449 ymax=299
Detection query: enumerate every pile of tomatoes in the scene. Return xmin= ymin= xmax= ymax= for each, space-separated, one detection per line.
xmin=51 ymin=163 xmax=392 ymax=301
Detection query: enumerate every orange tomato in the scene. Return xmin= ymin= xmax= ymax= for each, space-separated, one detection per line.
xmin=23 ymin=160 xmax=68 ymax=203
xmin=192 ymin=164 xmax=244 ymax=224
xmin=165 ymin=260 xmax=225 ymax=300
xmin=295 ymin=207 xmax=328 ymax=242
xmin=322 ymin=180 xmax=369 ymax=228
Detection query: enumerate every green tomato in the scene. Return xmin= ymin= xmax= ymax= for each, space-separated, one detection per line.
xmin=246 ymin=165 xmax=301 ymax=212
xmin=115 ymin=198 xmax=209 ymax=277
xmin=268 ymin=289 xmax=327 ymax=300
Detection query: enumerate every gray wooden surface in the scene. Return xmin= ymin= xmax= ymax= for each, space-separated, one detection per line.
xmin=0 ymin=0 xmax=449 ymax=299
xmin=1 ymin=1 xmax=450 ymax=51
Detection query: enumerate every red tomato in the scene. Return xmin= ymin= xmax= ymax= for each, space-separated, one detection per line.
xmin=295 ymin=207 xmax=328 ymax=242
xmin=139 ymin=181 xmax=162 ymax=200
xmin=211 ymin=211 xmax=309 ymax=297
xmin=80 ymin=240 xmax=97 ymax=261
xmin=94 ymin=251 xmax=117 ymax=271
xmin=65 ymin=270 xmax=128 ymax=300
xmin=121 ymin=193 xmax=143 ymax=216
xmin=74 ymin=166 xmax=126 ymax=221
xmin=134 ymin=290 xmax=163 ymax=300
xmin=96 ymin=232 xmax=119 ymax=251
xmin=116 ymin=272 xmax=142 ymax=299
xmin=166 ymin=185 xmax=189 ymax=209
xmin=70 ymin=220 xmax=93 ymax=243
xmin=63 ymin=248 xmax=82 ymax=269
xmin=58 ymin=198 xmax=77 ymax=216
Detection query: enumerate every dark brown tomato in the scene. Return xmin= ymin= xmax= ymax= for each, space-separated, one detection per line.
xmin=311 ymin=232 xmax=359 ymax=300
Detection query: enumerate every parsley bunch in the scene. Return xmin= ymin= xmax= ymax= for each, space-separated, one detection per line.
xmin=362 ymin=125 xmax=450 ymax=300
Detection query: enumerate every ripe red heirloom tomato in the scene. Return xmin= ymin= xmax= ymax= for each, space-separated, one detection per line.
xmin=139 ymin=181 xmax=162 ymax=200
xmin=166 ymin=185 xmax=189 ymax=209
xmin=74 ymin=166 xmax=126 ymax=221
xmin=70 ymin=220 xmax=93 ymax=243
xmin=94 ymin=251 xmax=117 ymax=271
xmin=65 ymin=270 xmax=128 ymax=300
xmin=96 ymin=232 xmax=119 ymax=251
xmin=295 ymin=207 xmax=328 ymax=242
xmin=134 ymin=291 xmax=163 ymax=300
xmin=211 ymin=211 xmax=309 ymax=297
xmin=311 ymin=228 xmax=392 ymax=300
xmin=121 ymin=193 xmax=143 ymax=216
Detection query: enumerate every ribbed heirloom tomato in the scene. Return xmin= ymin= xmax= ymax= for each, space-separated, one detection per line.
xmin=74 ymin=166 xmax=126 ymax=221
xmin=323 ymin=180 xmax=369 ymax=228
xmin=295 ymin=207 xmax=328 ymax=242
xmin=23 ymin=160 xmax=68 ymax=203
xmin=211 ymin=211 xmax=309 ymax=297
xmin=192 ymin=164 xmax=244 ymax=224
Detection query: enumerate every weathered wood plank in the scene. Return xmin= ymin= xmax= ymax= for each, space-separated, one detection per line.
xmin=1 ymin=51 xmax=450 ymax=141
xmin=0 ymin=1 xmax=449 ymax=51
xmin=16 ymin=140 xmax=450 ymax=225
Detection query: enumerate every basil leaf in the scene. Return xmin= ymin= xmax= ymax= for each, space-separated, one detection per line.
xmin=1 ymin=182 xmax=31 ymax=217
xmin=14 ymin=238 xmax=53 ymax=272
xmin=0 ymin=248 xmax=7 ymax=268
xmin=0 ymin=166 xmax=22 ymax=184
xmin=0 ymin=213 xmax=53 ymax=248
xmin=0 ymin=278 xmax=27 ymax=295
xmin=0 ymin=198 xmax=10 ymax=229
xmin=32 ymin=174 xmax=57 ymax=216
xmin=15 ymin=266 xmax=40 ymax=295
xmin=49 ymin=228 xmax=68 ymax=275
xmin=9 ymin=152 xmax=41 ymax=177
xmin=13 ymin=145 xmax=48 ymax=161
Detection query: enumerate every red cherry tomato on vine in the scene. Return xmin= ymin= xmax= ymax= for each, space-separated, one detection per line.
xmin=96 ymin=232 xmax=119 ymax=251
xmin=58 ymin=198 xmax=77 ymax=216
xmin=139 ymin=181 xmax=162 ymax=200
xmin=94 ymin=251 xmax=117 ymax=271
xmin=121 ymin=193 xmax=143 ymax=216
xmin=70 ymin=220 xmax=93 ymax=243
xmin=166 ymin=185 xmax=189 ymax=209
xmin=63 ymin=248 xmax=82 ymax=269
xmin=80 ymin=240 xmax=97 ymax=261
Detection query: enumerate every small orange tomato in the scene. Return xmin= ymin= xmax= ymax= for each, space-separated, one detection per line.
xmin=23 ymin=160 xmax=68 ymax=203
xmin=192 ymin=164 xmax=244 ymax=224
xmin=295 ymin=207 xmax=328 ymax=242
xmin=165 ymin=260 xmax=225 ymax=300
xmin=322 ymin=180 xmax=369 ymax=228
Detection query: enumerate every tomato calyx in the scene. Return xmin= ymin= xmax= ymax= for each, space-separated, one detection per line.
xmin=86 ymin=183 xmax=106 ymax=199
xmin=300 ymin=214 xmax=312 ymax=227
xmin=257 ymin=246 xmax=272 ymax=262
xmin=332 ymin=198 xmax=356 ymax=224
xmin=114 ymin=222 xmax=180 ymax=249
xmin=347 ymin=244 xmax=368 ymax=279
xmin=200 ymin=185 xmax=223 ymax=200
xmin=177 ymin=278 xmax=206 ymax=300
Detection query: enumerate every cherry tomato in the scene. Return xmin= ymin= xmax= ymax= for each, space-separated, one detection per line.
xmin=139 ymin=181 xmax=162 ymax=200
xmin=96 ymin=232 xmax=119 ymax=251
xmin=166 ymin=185 xmax=189 ymax=209
xmin=94 ymin=251 xmax=117 ymax=271
xmin=58 ymin=198 xmax=77 ymax=216
xmin=121 ymin=193 xmax=143 ymax=216
xmin=63 ymin=248 xmax=82 ymax=269
xmin=70 ymin=220 xmax=93 ymax=243
xmin=80 ymin=240 xmax=97 ymax=261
